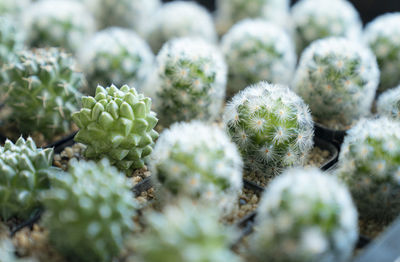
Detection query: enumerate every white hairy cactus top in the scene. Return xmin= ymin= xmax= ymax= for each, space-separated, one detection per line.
xmin=221 ymin=19 xmax=296 ymax=95
xmin=249 ymin=168 xmax=358 ymax=262
xmin=145 ymin=1 xmax=217 ymax=53
xmin=292 ymin=0 xmax=362 ymax=53
xmin=293 ymin=37 xmax=380 ymax=130
xmin=377 ymin=85 xmax=400 ymax=120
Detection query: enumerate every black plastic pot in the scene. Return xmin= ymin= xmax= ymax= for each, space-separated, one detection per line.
xmin=314 ymin=122 xmax=347 ymax=146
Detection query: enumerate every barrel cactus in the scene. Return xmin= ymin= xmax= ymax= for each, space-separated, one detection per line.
xmin=72 ymin=84 xmax=159 ymax=174
xmin=149 ymin=37 xmax=227 ymax=127
xmin=0 ymin=137 xmax=55 ymax=220
xmin=42 ymin=158 xmax=137 ymax=262
xmin=337 ymin=118 xmax=400 ymax=222
xmin=293 ymin=37 xmax=380 ymax=130
xmin=145 ymin=1 xmax=217 ymax=53
xmin=377 ymin=85 xmax=400 ymax=120
xmin=248 ymin=168 xmax=358 ymax=262
xmin=221 ymin=19 xmax=296 ymax=96
xmin=292 ymin=0 xmax=362 ymax=53
xmin=223 ymin=81 xmax=314 ymax=177
xmin=364 ymin=13 xmax=400 ymax=93
xmin=22 ymin=0 xmax=95 ymax=52
xmin=78 ymin=27 xmax=154 ymax=94
xmin=149 ymin=121 xmax=243 ymax=215
xmin=2 ymin=48 xmax=84 ymax=140
xmin=0 ymin=16 xmax=24 ymax=67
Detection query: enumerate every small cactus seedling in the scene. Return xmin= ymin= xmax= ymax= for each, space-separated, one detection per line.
xmin=249 ymin=168 xmax=358 ymax=262
xmin=292 ymin=0 xmax=362 ymax=53
xmin=377 ymin=85 xmax=400 ymax=120
xmin=221 ymin=19 xmax=296 ymax=96
xmin=145 ymin=1 xmax=217 ymax=53
xmin=364 ymin=13 xmax=400 ymax=92
xmin=2 ymin=48 xmax=84 ymax=140
xmin=149 ymin=121 xmax=243 ymax=215
xmin=223 ymin=81 xmax=314 ymax=177
xmin=0 ymin=0 xmax=30 ymax=15
xmin=22 ymin=0 xmax=95 ymax=52
xmin=78 ymin=27 xmax=154 ymax=93
xmin=0 ymin=137 xmax=55 ymax=220
xmin=72 ymin=84 xmax=159 ymax=174
xmin=42 ymin=159 xmax=137 ymax=262
xmin=0 ymin=16 xmax=24 ymax=67
xmin=293 ymin=37 xmax=380 ymax=130
xmin=149 ymin=37 xmax=227 ymax=127
xmin=337 ymin=118 xmax=400 ymax=222
xmin=131 ymin=199 xmax=242 ymax=262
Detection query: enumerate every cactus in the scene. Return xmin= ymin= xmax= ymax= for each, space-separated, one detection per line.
xmin=0 ymin=0 xmax=30 ymax=15
xmin=293 ymin=37 xmax=380 ymax=130
xmin=221 ymin=19 xmax=296 ymax=96
xmin=72 ymin=84 xmax=159 ymax=174
xmin=149 ymin=37 xmax=227 ymax=127
xmin=149 ymin=121 xmax=243 ymax=215
xmin=2 ymin=48 xmax=84 ymax=140
xmin=336 ymin=118 xmax=400 ymax=222
xmin=0 ymin=137 xmax=55 ymax=220
xmin=145 ymin=1 xmax=217 ymax=53
xmin=223 ymin=81 xmax=314 ymax=177
xmin=292 ymin=0 xmax=362 ymax=53
xmin=0 ymin=16 xmax=24 ymax=67
xmin=42 ymin=158 xmax=137 ymax=262
xmin=364 ymin=13 xmax=400 ymax=93
xmin=377 ymin=85 xmax=400 ymax=120
xmin=22 ymin=0 xmax=95 ymax=52
xmin=78 ymin=27 xmax=154 ymax=94
xmin=131 ymin=199 xmax=242 ymax=262
xmin=249 ymin=167 xmax=358 ymax=262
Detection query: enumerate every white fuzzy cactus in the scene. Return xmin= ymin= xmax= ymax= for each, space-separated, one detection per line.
xmin=22 ymin=0 xmax=95 ymax=52
xmin=292 ymin=0 xmax=362 ymax=53
xmin=249 ymin=168 xmax=358 ymax=262
xmin=223 ymin=82 xmax=314 ymax=177
xmin=364 ymin=13 xmax=400 ymax=92
xmin=337 ymin=118 xmax=400 ymax=222
xmin=149 ymin=121 xmax=243 ymax=216
xmin=149 ymin=37 xmax=227 ymax=127
xmin=293 ymin=37 xmax=380 ymax=130
xmin=221 ymin=19 xmax=296 ymax=96
xmin=145 ymin=1 xmax=217 ymax=53
xmin=377 ymin=85 xmax=400 ymax=120
xmin=78 ymin=27 xmax=154 ymax=93
xmin=0 ymin=0 xmax=30 ymax=15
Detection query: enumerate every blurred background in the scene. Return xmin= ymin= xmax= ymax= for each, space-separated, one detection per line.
xmin=162 ymin=0 xmax=400 ymax=24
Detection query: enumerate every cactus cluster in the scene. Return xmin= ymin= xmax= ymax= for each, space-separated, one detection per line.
xmin=337 ymin=118 xmax=400 ymax=222
xmin=131 ymin=199 xmax=242 ymax=262
xmin=149 ymin=121 xmax=243 ymax=215
xmin=72 ymin=84 xmax=159 ymax=174
xmin=249 ymin=168 xmax=358 ymax=262
xmin=364 ymin=13 xmax=400 ymax=93
xmin=377 ymin=85 xmax=400 ymax=120
xmin=0 ymin=16 xmax=24 ymax=67
xmin=293 ymin=37 xmax=380 ymax=130
xmin=22 ymin=0 xmax=95 ymax=52
xmin=292 ymin=0 xmax=362 ymax=53
xmin=78 ymin=27 xmax=154 ymax=93
xmin=2 ymin=48 xmax=84 ymax=140
xmin=224 ymin=82 xmax=314 ymax=177
xmin=145 ymin=1 xmax=217 ymax=53
xmin=0 ymin=137 xmax=55 ymax=220
xmin=42 ymin=158 xmax=137 ymax=262
xmin=149 ymin=37 xmax=227 ymax=127
xmin=221 ymin=19 xmax=296 ymax=96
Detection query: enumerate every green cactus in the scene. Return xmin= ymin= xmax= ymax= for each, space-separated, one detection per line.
xmin=223 ymin=81 xmax=314 ymax=177
xmin=148 ymin=37 xmax=227 ymax=127
xmin=377 ymin=85 xmax=400 ymax=120
xmin=149 ymin=121 xmax=243 ymax=215
xmin=0 ymin=137 xmax=55 ymax=220
xmin=336 ymin=118 xmax=400 ymax=222
xmin=0 ymin=16 xmax=24 ymax=67
xmin=131 ymin=199 xmax=242 ymax=262
xmin=364 ymin=13 xmax=400 ymax=93
xmin=293 ymin=37 xmax=380 ymax=130
xmin=221 ymin=19 xmax=296 ymax=96
xmin=42 ymin=158 xmax=137 ymax=262
xmin=72 ymin=84 xmax=159 ymax=174
xmin=2 ymin=48 xmax=84 ymax=140
xmin=292 ymin=0 xmax=362 ymax=53
xmin=249 ymin=168 xmax=358 ymax=262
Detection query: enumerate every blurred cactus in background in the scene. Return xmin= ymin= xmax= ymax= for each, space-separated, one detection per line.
xmin=377 ymin=85 xmax=400 ymax=120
